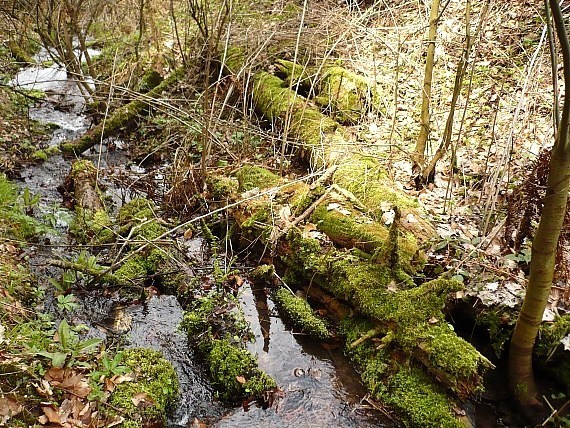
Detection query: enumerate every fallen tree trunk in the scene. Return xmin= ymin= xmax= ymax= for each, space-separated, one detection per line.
xmin=214 ymin=167 xmax=490 ymax=426
xmin=217 ymin=52 xmax=491 ymax=426
xmin=60 ymin=67 xmax=185 ymax=156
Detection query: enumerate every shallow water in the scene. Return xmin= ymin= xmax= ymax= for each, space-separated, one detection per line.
xmin=215 ymin=284 xmax=388 ymax=428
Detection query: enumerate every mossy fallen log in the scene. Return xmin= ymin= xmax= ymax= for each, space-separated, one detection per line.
xmin=209 ymin=165 xmax=491 ymax=426
xmin=275 ymin=59 xmax=382 ymax=125
xmin=60 ymin=67 xmax=185 ymax=156
xmin=228 ymin=57 xmax=435 ymax=240
xmin=272 ymin=287 xmax=331 ymax=340
xmin=64 ymin=159 xmax=112 ymax=244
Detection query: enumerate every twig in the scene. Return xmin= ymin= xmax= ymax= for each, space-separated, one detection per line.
xmin=273 ymin=186 xmax=333 ymax=242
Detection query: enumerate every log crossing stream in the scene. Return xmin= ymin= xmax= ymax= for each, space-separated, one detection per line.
xmin=10 ymin=60 xmax=391 ymax=427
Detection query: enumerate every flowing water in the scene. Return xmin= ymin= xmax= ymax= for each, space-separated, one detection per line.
xmin=11 ymin=61 xmax=390 ymax=427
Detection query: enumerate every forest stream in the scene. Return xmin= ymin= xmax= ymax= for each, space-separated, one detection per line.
xmin=10 ymin=54 xmax=391 ymax=428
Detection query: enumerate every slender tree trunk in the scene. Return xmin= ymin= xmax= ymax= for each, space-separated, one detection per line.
xmin=509 ymin=0 xmax=570 ymax=403
xmin=412 ymin=0 xmax=440 ymax=187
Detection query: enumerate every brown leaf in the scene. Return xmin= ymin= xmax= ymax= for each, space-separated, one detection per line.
xmin=45 ymin=367 xmax=66 ymax=382
xmin=34 ymin=379 xmax=54 ymax=397
xmin=0 ymin=396 xmax=22 ymax=417
xmin=105 ymin=377 xmax=116 ymax=393
xmin=106 ymin=415 xmax=125 ymax=427
xmin=235 ymin=375 xmax=246 ymax=384
xmin=184 ymin=228 xmax=193 ymax=239
xmin=112 ymin=373 xmax=134 ymax=384
xmin=59 ymin=373 xmax=84 ymax=389
xmin=41 ymin=405 xmax=62 ymax=424
xmin=71 ymin=380 xmax=91 ymax=398
xmin=131 ymin=392 xmax=155 ymax=408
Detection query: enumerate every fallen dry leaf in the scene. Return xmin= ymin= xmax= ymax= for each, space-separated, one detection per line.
xmin=235 ymin=375 xmax=246 ymax=384
xmin=0 ymin=396 xmax=22 ymax=417
xmin=131 ymin=392 xmax=155 ymax=408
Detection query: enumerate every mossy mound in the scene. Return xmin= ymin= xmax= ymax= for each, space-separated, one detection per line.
xmin=181 ymin=291 xmax=276 ymax=402
xmin=273 ymin=287 xmax=331 ymax=340
xmin=236 ymin=165 xmax=281 ymax=192
xmin=109 ymin=348 xmax=179 ymax=426
xmin=208 ymin=338 xmax=276 ymax=401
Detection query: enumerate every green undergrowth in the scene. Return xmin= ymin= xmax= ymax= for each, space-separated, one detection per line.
xmin=0 ymin=175 xmax=49 ymax=240
xmin=181 ymin=290 xmax=276 ymax=402
xmin=272 ymin=287 xmax=331 ymax=340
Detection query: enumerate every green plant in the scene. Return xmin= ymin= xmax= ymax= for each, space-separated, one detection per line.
xmin=56 ymin=294 xmax=80 ymax=312
xmin=91 ymin=351 xmax=130 ymax=382
xmin=36 ymin=319 xmax=102 ymax=368
xmin=21 ymin=187 xmax=40 ymax=214
xmin=48 ymin=270 xmax=77 ymax=293
xmin=504 ymin=248 xmax=532 ymax=264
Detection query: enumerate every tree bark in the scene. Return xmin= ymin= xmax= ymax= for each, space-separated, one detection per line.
xmin=412 ymin=0 xmax=440 ymax=187
xmin=509 ymin=0 xmax=570 ymax=403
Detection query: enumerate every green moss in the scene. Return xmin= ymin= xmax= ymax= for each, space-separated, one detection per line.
xmin=181 ymin=292 xmax=276 ymax=402
xmin=30 ymin=150 xmax=48 ymax=162
xmin=339 ymin=316 xmax=377 ymax=367
xmin=284 ymin=231 xmax=491 ymax=395
xmin=71 ymin=208 xmax=112 ymax=244
xmin=208 ymin=176 xmax=239 ymax=199
xmin=333 ymin=155 xmax=419 ymax=213
xmin=249 ymin=264 xmax=275 ymax=285
xmin=113 ymin=255 xmax=149 ymax=284
xmin=181 ymin=291 xmax=250 ymax=347
xmin=315 ymin=66 xmax=371 ymax=124
xmin=208 ymin=339 xmax=276 ymax=401
xmin=536 ymin=314 xmax=570 ymax=357
xmin=381 ymin=367 xmax=463 ymax=428
xmin=289 ymin=184 xmax=314 ymax=214
xmin=273 ymin=287 xmax=331 ymax=340
xmin=236 ymin=165 xmax=280 ymax=192
xmin=71 ymin=159 xmax=97 ymax=175
xmin=118 ymin=198 xmax=166 ymax=241
xmin=138 ymin=69 xmax=163 ymax=93
xmin=311 ymin=203 xmax=423 ymax=273
xmin=109 ymin=348 xmax=179 ymax=426
xmin=118 ymin=198 xmax=157 ymax=223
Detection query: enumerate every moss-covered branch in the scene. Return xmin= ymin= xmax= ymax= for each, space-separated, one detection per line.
xmin=60 ymin=67 xmax=185 ymax=156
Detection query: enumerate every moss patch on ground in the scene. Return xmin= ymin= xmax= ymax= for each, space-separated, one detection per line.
xmin=109 ymin=348 xmax=179 ymax=426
